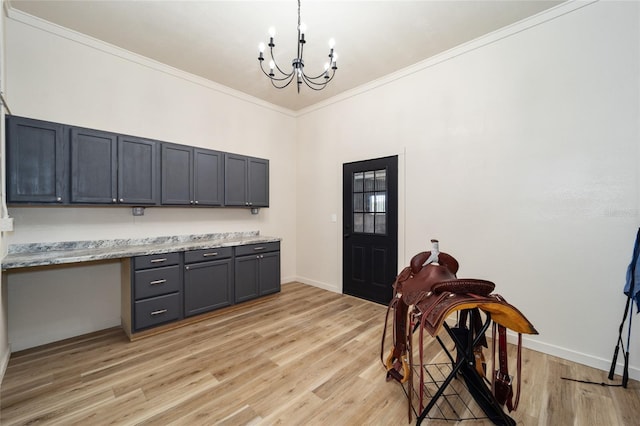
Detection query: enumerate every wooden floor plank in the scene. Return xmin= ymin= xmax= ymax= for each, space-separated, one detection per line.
xmin=2 ymin=282 xmax=639 ymax=425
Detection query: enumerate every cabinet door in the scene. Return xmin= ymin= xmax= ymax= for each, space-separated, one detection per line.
xmin=6 ymin=116 xmax=67 ymax=203
xmin=70 ymin=127 xmax=117 ymax=204
xmin=184 ymin=259 xmax=233 ymax=316
xmin=248 ymin=157 xmax=269 ymax=207
xmin=118 ymin=135 xmax=159 ymax=205
xmin=224 ymin=154 xmax=248 ymax=206
xmin=194 ymin=148 xmax=224 ymax=206
xmin=259 ymin=251 xmax=281 ymax=295
xmin=161 ymin=143 xmax=193 ymax=205
xmin=234 ymin=255 xmax=259 ymax=303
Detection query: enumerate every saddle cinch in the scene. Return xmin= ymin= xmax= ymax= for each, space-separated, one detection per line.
xmin=380 ymin=240 xmax=538 ymax=425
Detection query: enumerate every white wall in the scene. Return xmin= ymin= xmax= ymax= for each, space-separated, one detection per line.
xmin=2 ymin=11 xmax=297 ymax=351
xmin=296 ymin=0 xmax=640 ymax=378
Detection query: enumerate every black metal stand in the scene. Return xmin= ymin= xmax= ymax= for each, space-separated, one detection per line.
xmin=608 ymin=228 xmax=640 ymax=388
xmin=407 ymin=310 xmax=515 ymax=426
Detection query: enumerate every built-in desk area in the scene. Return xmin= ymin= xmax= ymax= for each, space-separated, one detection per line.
xmin=3 ymin=231 xmax=281 ymax=341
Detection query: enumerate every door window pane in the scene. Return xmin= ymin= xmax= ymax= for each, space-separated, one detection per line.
xmin=353 ymin=172 xmax=364 ymax=192
xmin=354 ymin=213 xmax=364 ymax=233
xmin=375 ymin=213 xmax=386 ymax=234
xmin=353 ymin=193 xmax=364 ymax=212
xmin=364 ymin=171 xmax=375 ymax=192
xmin=375 ymin=169 xmax=386 ymax=191
xmin=364 ymin=213 xmax=375 ymax=233
xmin=375 ymin=192 xmax=386 ymax=213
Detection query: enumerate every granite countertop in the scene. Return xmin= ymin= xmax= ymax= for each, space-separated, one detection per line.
xmin=2 ymin=231 xmax=280 ymax=270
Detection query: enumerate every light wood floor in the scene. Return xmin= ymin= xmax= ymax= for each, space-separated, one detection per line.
xmin=1 ymin=282 xmax=638 ymax=425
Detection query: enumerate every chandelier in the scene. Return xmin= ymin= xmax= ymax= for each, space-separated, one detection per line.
xmin=258 ymin=0 xmax=338 ymax=93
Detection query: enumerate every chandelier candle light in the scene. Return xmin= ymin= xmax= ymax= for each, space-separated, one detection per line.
xmin=258 ymin=0 xmax=338 ymax=92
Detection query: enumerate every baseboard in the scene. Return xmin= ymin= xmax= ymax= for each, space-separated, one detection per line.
xmin=0 ymin=343 xmax=11 ymax=387
xmin=512 ymin=334 xmax=640 ymax=382
xmin=294 ymin=276 xmax=341 ymax=294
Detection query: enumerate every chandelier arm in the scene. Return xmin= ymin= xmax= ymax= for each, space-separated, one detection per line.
xmin=300 ymin=75 xmax=329 ymax=91
xmin=304 ymin=68 xmax=333 ymax=81
xmin=271 ymin=73 xmax=296 ymax=89
xmin=269 ymin=47 xmax=291 ymax=77
xmin=301 ymin=69 xmax=336 ymax=86
xmin=260 ymin=59 xmax=293 ymax=81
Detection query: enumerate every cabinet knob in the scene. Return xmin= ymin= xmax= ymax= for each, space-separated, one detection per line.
xmin=190 ymin=200 xmax=194 ymax=204
xmin=185 ymin=266 xmax=190 ymax=270
xmin=245 ymin=202 xmax=249 ymax=206
xmin=119 ymin=198 xmax=124 ymax=203
xmin=195 ymin=200 xmax=199 ymax=204
xmin=249 ymin=202 xmax=253 ymax=206
xmin=56 ymin=197 xmax=62 ymax=202
xmin=112 ymin=198 xmax=117 ymax=203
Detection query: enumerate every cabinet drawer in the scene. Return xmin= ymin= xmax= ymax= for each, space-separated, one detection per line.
xmin=134 ymin=252 xmax=181 ymax=270
xmin=184 ymin=247 xmax=233 ymax=264
xmin=134 ymin=292 xmax=181 ymax=330
xmin=234 ymin=242 xmax=280 ymax=257
xmin=134 ymin=265 xmax=181 ymax=300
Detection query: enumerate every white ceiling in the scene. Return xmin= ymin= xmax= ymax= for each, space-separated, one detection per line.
xmin=9 ymin=0 xmax=565 ymax=111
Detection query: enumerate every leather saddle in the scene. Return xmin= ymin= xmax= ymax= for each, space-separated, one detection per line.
xmin=381 ymin=241 xmax=538 ymax=424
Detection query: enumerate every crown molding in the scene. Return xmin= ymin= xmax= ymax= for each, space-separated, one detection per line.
xmin=296 ymin=0 xmax=600 ymax=117
xmin=5 ymin=6 xmax=297 ymax=118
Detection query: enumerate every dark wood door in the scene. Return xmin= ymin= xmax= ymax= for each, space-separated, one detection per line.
xmin=70 ymin=127 xmax=117 ymax=204
xmin=6 ymin=116 xmax=67 ymax=203
xmin=161 ymin=143 xmax=193 ymax=205
xmin=224 ymin=154 xmax=248 ymax=206
xmin=118 ymin=135 xmax=159 ymax=205
xmin=184 ymin=259 xmax=233 ymax=317
xmin=343 ymin=156 xmax=398 ymax=305
xmin=248 ymin=157 xmax=269 ymax=207
xmin=234 ymin=255 xmax=259 ymax=302
xmin=193 ymin=148 xmax=224 ymax=206
xmin=258 ymin=251 xmax=281 ymax=295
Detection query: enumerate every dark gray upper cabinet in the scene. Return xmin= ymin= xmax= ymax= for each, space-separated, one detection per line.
xmin=6 ymin=116 xmax=67 ymax=203
xmin=70 ymin=127 xmax=118 ymax=204
xmin=193 ymin=148 xmax=224 ymax=206
xmin=224 ymin=154 xmax=269 ymax=207
xmin=248 ymin=157 xmax=269 ymax=207
xmin=162 ymin=144 xmax=224 ymax=206
xmin=118 ymin=135 xmax=160 ymax=205
xmin=7 ymin=115 xmax=267 ymax=210
xmin=161 ymin=143 xmax=192 ymax=205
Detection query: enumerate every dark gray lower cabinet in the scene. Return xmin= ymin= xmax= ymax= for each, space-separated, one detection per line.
xmin=125 ymin=242 xmax=280 ymax=336
xmin=132 ymin=253 xmax=183 ymax=331
xmin=184 ymin=248 xmax=233 ymax=317
xmin=234 ymin=242 xmax=281 ymax=303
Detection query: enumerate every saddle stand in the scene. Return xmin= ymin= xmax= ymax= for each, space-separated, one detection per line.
xmin=381 ymin=240 xmax=538 ymax=425
xmin=414 ymin=311 xmax=513 ymax=425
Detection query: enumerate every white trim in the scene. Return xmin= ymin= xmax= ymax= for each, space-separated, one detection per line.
xmin=4 ymin=7 xmax=297 ymax=118
xmin=514 ymin=334 xmax=640 ymax=382
xmin=296 ymin=0 xmax=600 ymax=117
xmin=294 ymin=276 xmax=340 ymax=294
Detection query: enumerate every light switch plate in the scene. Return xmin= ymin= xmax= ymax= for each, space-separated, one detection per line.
xmin=0 ymin=217 xmax=14 ymax=231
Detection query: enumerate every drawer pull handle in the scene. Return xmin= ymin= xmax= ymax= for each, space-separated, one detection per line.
xmin=150 ymin=309 xmax=167 ymax=316
xmin=149 ymin=279 xmax=167 ymax=285
xmin=150 ymin=258 xmax=167 ymax=263
xmin=202 ymin=252 xmax=218 ymax=257
xmin=253 ymin=247 xmax=265 ymax=251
